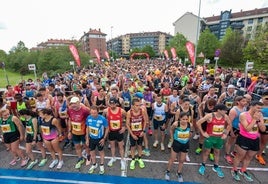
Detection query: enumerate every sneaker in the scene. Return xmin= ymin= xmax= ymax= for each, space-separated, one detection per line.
xmin=153 ymin=140 xmax=159 ymax=148
xmin=161 ymin=143 xmax=165 ymax=151
xmin=21 ymin=157 xmax=30 ymax=167
xmin=167 ymin=139 xmax=173 ymax=148
xmin=27 ymin=159 xmax=38 ymax=169
xmin=231 ymin=170 xmax=240 ymax=181
xmin=130 ymin=159 xmax=136 ymax=170
xmin=178 ymin=174 xmax=184 ymax=182
xmin=99 ymin=165 xmax=105 ymax=175
xmin=75 ymin=158 xmax=85 ymax=169
xmin=88 ymin=163 xmax=98 ymax=174
xmin=63 ymin=141 xmax=71 ymax=149
xmin=38 ymin=158 xmax=48 ymax=167
xmin=224 ymin=154 xmax=233 ymax=164
xmin=255 ymin=154 xmax=266 ymax=165
xmin=195 ymin=147 xmax=202 ymax=155
xmin=49 ymin=159 xmax=59 ymax=169
xmin=186 ymin=154 xmax=190 ymax=162
xmin=193 ymin=133 xmax=200 ymax=140
xmin=165 ymin=171 xmax=170 ymax=180
xmin=86 ymin=155 xmax=91 ymax=166
xmin=142 ymin=149 xmax=150 ymax=156
xmin=198 ymin=165 xmax=206 ymax=175
xmin=239 ymin=170 xmax=253 ymax=182
xmin=57 ymin=160 xmax=64 ymax=170
xmin=212 ymin=166 xmax=224 ymax=178
xmin=137 ymin=158 xmax=145 ymax=168
xmin=209 ymin=153 xmax=215 ymax=161
xmin=107 ymin=157 xmax=116 ymax=167
xmin=9 ymin=157 xmax=20 ymax=166
xmin=120 ymin=160 xmax=126 ymax=171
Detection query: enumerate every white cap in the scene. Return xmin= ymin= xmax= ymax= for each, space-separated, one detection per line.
xmin=227 ymin=84 xmax=235 ymax=89
xmin=70 ymin=97 xmax=80 ymax=103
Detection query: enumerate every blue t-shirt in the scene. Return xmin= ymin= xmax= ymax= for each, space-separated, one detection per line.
xmin=86 ymin=115 xmax=108 ymax=139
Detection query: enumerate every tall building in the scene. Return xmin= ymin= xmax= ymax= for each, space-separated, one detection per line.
xmin=107 ymin=31 xmax=173 ymax=58
xmin=80 ymin=28 xmax=107 ymax=59
xmin=31 ymin=39 xmax=77 ymax=51
xmin=204 ymin=7 xmax=268 ymax=40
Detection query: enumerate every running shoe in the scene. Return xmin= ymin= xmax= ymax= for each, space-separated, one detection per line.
xmin=195 ymin=147 xmax=202 ymax=155
xmin=63 ymin=141 xmax=71 ymax=149
xmin=38 ymin=158 xmax=48 ymax=167
xmin=198 ymin=165 xmax=206 ymax=175
xmin=255 ymin=154 xmax=266 ymax=165
xmin=130 ymin=159 xmax=136 ymax=170
xmin=178 ymin=173 xmax=183 ymax=182
xmin=167 ymin=139 xmax=173 ymax=148
xmin=212 ymin=166 xmax=224 ymax=178
xmin=239 ymin=170 xmax=253 ymax=182
xmin=88 ymin=163 xmax=98 ymax=174
xmin=120 ymin=160 xmax=126 ymax=171
xmin=161 ymin=143 xmax=165 ymax=151
xmin=27 ymin=159 xmax=38 ymax=169
xmin=142 ymin=149 xmax=150 ymax=156
xmin=231 ymin=169 xmax=240 ymax=181
xmin=9 ymin=157 xmax=20 ymax=166
xmin=99 ymin=165 xmax=105 ymax=175
xmin=75 ymin=158 xmax=85 ymax=169
xmin=186 ymin=154 xmax=190 ymax=162
xmin=57 ymin=160 xmax=64 ymax=170
xmin=21 ymin=157 xmax=30 ymax=167
xmin=224 ymin=154 xmax=233 ymax=164
xmin=153 ymin=140 xmax=159 ymax=148
xmin=209 ymin=153 xmax=215 ymax=161
xmin=165 ymin=170 xmax=170 ymax=181
xmin=107 ymin=157 xmax=116 ymax=167
xmin=137 ymin=158 xmax=145 ymax=168
xmin=193 ymin=133 xmax=200 ymax=140
xmin=49 ymin=159 xmax=59 ymax=169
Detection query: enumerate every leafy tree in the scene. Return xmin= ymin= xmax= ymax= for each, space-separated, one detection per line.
xmin=142 ymin=45 xmax=155 ymax=58
xmin=9 ymin=41 xmax=28 ymax=53
xmin=220 ymin=28 xmax=244 ymax=67
xmin=167 ymin=33 xmax=188 ymax=59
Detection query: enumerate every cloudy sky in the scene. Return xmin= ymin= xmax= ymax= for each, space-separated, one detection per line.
xmin=0 ymin=0 xmax=267 ymax=53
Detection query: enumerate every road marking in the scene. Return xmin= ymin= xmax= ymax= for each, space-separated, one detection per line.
xmin=19 ymin=145 xmax=268 ymax=172
xmin=0 ymin=176 xmax=111 ymax=184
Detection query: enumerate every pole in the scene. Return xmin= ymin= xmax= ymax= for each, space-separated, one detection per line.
xmin=34 ymin=69 xmax=37 ymax=82
xmin=244 ymin=61 xmax=248 ymax=93
xmin=3 ymin=67 xmax=10 ymax=85
xmin=111 ymin=26 xmax=113 ymax=61
xmin=194 ymin=0 xmax=201 ymax=68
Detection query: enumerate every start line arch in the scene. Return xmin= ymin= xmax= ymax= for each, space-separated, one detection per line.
xmin=130 ymin=52 xmax=149 ymax=61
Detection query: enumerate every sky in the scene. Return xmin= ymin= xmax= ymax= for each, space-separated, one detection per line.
xmin=0 ymin=0 xmax=268 ymax=53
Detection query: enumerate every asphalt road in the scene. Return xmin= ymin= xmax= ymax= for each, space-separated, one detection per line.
xmin=0 ymin=132 xmax=267 ymax=184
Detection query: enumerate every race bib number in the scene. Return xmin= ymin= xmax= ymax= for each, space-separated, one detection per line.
xmin=89 ymin=126 xmax=99 ymax=136
xmin=131 ymin=122 xmax=142 ymax=131
xmin=26 ymin=125 xmax=33 ymax=134
xmin=71 ymin=122 xmax=82 ymax=132
xmin=225 ymin=101 xmax=233 ymax=109
xmin=124 ymin=101 xmax=130 ymax=107
xmin=59 ymin=111 xmax=67 ymax=117
xmin=250 ymin=124 xmax=258 ymax=133
xmin=214 ymin=88 xmax=219 ymax=93
xmin=177 ymin=132 xmax=190 ymax=139
xmin=145 ymin=101 xmax=151 ymax=108
xmin=212 ymin=125 xmax=224 ymax=135
xmin=163 ymin=96 xmax=168 ymax=102
xmin=154 ymin=115 xmax=163 ymax=121
xmin=1 ymin=124 xmax=11 ymax=133
xmin=264 ymin=118 xmax=268 ymax=125
xmin=41 ymin=125 xmax=50 ymax=135
xmin=110 ymin=120 xmax=120 ymax=130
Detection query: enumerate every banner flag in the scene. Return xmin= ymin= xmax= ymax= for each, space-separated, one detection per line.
xmin=164 ymin=50 xmax=169 ymax=60
xmin=104 ymin=51 xmax=110 ymax=60
xmin=171 ymin=47 xmax=177 ymax=60
xmin=186 ymin=42 xmax=195 ymax=66
xmin=69 ymin=45 xmax=81 ymax=67
xmin=94 ymin=49 xmax=101 ymax=64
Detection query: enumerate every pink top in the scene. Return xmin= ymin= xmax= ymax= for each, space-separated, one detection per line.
xmin=239 ymin=112 xmax=259 ymax=140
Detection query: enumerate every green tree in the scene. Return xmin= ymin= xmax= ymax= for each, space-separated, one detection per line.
xmin=167 ymin=33 xmax=188 ymax=59
xmin=220 ymin=28 xmax=244 ymax=67
xmin=142 ymin=45 xmax=155 ymax=58
xmin=9 ymin=41 xmax=28 ymax=53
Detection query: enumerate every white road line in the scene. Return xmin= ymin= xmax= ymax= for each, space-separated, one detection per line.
xmin=0 ymin=176 xmax=111 ymax=184
xmin=19 ymin=145 xmax=268 ymax=172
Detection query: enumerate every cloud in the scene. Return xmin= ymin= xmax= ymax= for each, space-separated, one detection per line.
xmin=261 ymin=1 xmax=268 ymax=7
xmin=0 ymin=22 xmax=6 ymax=29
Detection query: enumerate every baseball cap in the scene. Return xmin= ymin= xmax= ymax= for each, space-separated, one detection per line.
xmin=109 ymin=97 xmax=118 ymax=104
xmin=134 ymin=92 xmax=144 ymax=99
xmin=70 ymin=97 xmax=80 ymax=104
xmin=227 ymin=84 xmax=235 ymax=89
xmin=214 ymin=104 xmax=228 ymax=111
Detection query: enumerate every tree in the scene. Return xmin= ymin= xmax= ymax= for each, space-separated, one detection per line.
xmin=142 ymin=45 xmax=155 ymax=58
xmin=243 ymin=25 xmax=268 ymax=65
xmin=220 ymin=28 xmax=244 ymax=67
xmin=10 ymin=41 xmax=29 ymax=53
xmin=197 ymin=29 xmax=220 ymax=60
xmin=167 ymin=33 xmax=188 ymax=59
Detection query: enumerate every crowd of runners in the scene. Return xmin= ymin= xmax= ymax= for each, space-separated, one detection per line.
xmin=0 ymin=59 xmax=267 ymax=183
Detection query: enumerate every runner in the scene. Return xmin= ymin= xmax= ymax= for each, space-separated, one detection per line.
xmin=197 ymin=104 xmax=231 ymax=178
xmin=231 ymin=101 xmax=266 ymax=182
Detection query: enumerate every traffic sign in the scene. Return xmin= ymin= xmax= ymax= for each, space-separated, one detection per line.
xmin=28 ymin=64 xmax=36 ymax=71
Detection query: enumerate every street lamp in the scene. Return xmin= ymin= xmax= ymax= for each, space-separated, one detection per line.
xmin=194 ymin=0 xmax=201 ymax=68
xmin=111 ymin=26 xmax=113 ymax=61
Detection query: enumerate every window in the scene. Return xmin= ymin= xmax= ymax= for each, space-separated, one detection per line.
xmin=258 ymin=17 xmax=263 ymax=23
xmin=248 ymin=19 xmax=253 ymax=24
xmin=247 ymin=26 xmax=252 ymax=31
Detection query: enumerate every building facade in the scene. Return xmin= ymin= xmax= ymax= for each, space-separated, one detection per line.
xmin=80 ymin=28 xmax=107 ymax=59
xmin=31 ymin=39 xmax=77 ymax=51
xmin=107 ymin=31 xmax=173 ymax=58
